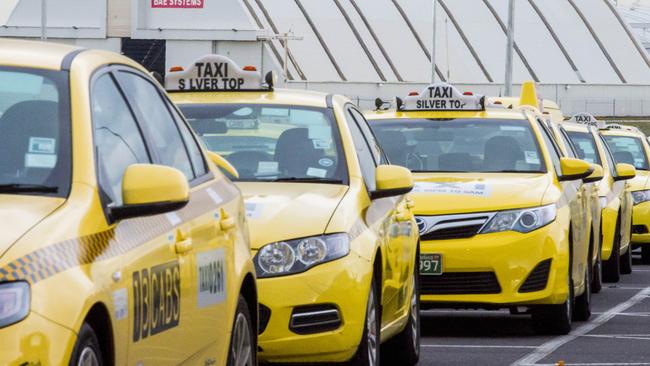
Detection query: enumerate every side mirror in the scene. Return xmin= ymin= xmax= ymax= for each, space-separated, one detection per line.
xmin=614 ymin=163 xmax=636 ymax=181
xmin=207 ymin=151 xmax=240 ymax=179
xmin=110 ymin=164 xmax=189 ymax=222
xmin=558 ymin=158 xmax=594 ymax=182
xmin=370 ymin=165 xmax=414 ymax=200
xmin=583 ymin=164 xmax=604 ymax=183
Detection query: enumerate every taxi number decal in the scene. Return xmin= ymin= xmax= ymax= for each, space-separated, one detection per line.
xmin=420 ymin=254 xmax=443 ymax=276
xmin=132 ymin=261 xmax=181 ymax=342
xmin=197 ymin=249 xmax=227 ymax=308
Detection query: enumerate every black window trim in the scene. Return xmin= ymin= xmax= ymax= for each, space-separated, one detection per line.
xmin=558 ymin=126 xmax=579 ymax=159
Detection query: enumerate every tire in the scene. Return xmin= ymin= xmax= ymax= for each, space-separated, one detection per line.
xmin=591 ymin=235 xmax=603 ymax=294
xmin=642 ymin=246 xmax=650 ymax=265
xmin=227 ymin=295 xmax=256 ymax=366
xmin=352 ymin=274 xmax=381 ymax=366
xmin=382 ymin=255 xmax=420 ymax=366
xmin=620 ymin=242 xmax=633 ymax=275
xmin=531 ymin=277 xmax=573 ymax=335
xmin=573 ymin=262 xmax=591 ymax=321
xmin=603 ymin=219 xmax=621 ymax=283
xmin=68 ymin=323 xmax=103 ymax=366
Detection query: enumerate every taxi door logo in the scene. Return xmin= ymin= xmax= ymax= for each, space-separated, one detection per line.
xmin=132 ymin=261 xmax=181 ymax=342
xmin=197 ymin=249 xmax=226 ymax=308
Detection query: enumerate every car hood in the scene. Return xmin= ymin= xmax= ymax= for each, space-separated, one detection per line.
xmin=411 ymin=173 xmax=551 ymax=215
xmin=0 ymin=195 xmax=65 ymax=259
xmin=236 ymin=182 xmax=349 ymax=250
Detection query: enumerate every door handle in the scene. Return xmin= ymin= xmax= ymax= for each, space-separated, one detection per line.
xmin=175 ymin=229 xmax=193 ymax=254
xmin=220 ymin=208 xmax=236 ymax=231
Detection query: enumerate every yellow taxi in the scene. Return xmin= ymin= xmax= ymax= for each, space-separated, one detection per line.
xmin=601 ymin=124 xmax=650 ymax=265
xmin=366 ymin=82 xmax=598 ymax=335
xmin=561 ymin=114 xmax=636 ymax=285
xmin=0 ymin=40 xmax=257 ymax=366
xmin=168 ymin=55 xmax=420 ymax=366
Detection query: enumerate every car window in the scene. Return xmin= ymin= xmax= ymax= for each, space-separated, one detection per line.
xmin=179 ymin=103 xmax=346 ymax=183
xmin=602 ymin=135 xmax=650 ymax=170
xmin=559 ymin=130 xmax=577 ymax=159
xmin=370 ymin=118 xmax=545 ymax=173
xmin=349 ymin=108 xmax=383 ymax=164
xmin=599 ymin=135 xmax=617 ymax=175
xmin=345 ymin=107 xmax=377 ymax=192
xmin=117 ymin=71 xmax=195 ymax=179
xmin=535 ymin=120 xmax=563 ymax=176
xmin=169 ymin=104 xmax=207 ymax=177
xmin=92 ymin=73 xmax=151 ymax=206
xmin=0 ymin=67 xmax=71 ymax=197
xmin=566 ymin=131 xmax=602 ymax=165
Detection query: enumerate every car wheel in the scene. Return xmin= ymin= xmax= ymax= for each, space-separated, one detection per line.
xmin=642 ymin=246 xmax=650 ymax=264
xmin=69 ymin=323 xmax=103 ymax=366
xmin=382 ymin=255 xmax=420 ymax=366
xmin=227 ymin=295 xmax=256 ymax=366
xmin=573 ymin=263 xmax=591 ymax=321
xmin=603 ymin=219 xmax=621 ymax=283
xmin=591 ymin=236 xmax=603 ymax=294
xmin=531 ymin=277 xmax=573 ymax=335
xmin=352 ymin=274 xmax=381 ymax=366
xmin=620 ymin=243 xmax=633 ymax=275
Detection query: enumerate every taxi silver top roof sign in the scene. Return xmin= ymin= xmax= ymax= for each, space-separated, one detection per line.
xmin=401 ymin=82 xmax=484 ymax=112
xmin=568 ymin=113 xmax=605 ymax=129
xmin=165 ymin=54 xmax=273 ymax=92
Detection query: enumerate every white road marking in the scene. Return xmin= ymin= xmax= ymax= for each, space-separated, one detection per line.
xmin=581 ymin=334 xmax=650 ymax=341
xmin=535 ymin=363 xmax=650 ymax=366
xmin=422 ymin=344 xmax=537 ymax=349
xmin=511 ymin=286 xmax=650 ymax=366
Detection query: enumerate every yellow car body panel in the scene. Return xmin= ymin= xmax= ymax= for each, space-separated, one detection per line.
xmin=0 ymin=40 xmax=255 ymax=366
xmin=365 ymin=106 xmax=592 ymax=307
xmin=602 ymin=128 xmax=650 ymax=246
xmin=170 ymin=87 xmax=419 ymax=363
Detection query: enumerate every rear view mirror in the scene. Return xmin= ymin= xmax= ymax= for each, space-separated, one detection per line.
xmin=189 ymin=119 xmax=227 ymax=135
xmin=583 ymin=164 xmax=604 ymax=183
xmin=614 ymin=163 xmax=636 ymax=181
xmin=371 ymin=165 xmax=414 ymax=200
xmin=110 ymin=164 xmax=189 ymax=222
xmin=207 ymin=151 xmax=240 ymax=179
xmin=558 ymin=158 xmax=593 ymax=182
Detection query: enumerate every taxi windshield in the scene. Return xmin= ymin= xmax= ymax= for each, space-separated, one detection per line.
xmin=566 ymin=131 xmax=602 ymax=165
xmin=179 ymin=103 xmax=347 ymax=183
xmin=603 ymin=135 xmax=650 ymax=170
xmin=0 ymin=67 xmax=71 ymax=197
xmin=370 ymin=118 xmax=546 ymax=173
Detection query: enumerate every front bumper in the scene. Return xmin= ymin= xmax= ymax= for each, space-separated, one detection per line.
xmin=0 ymin=311 xmax=76 ymax=365
xmin=420 ymin=221 xmax=569 ymax=306
xmin=256 ymin=251 xmax=373 ymax=364
xmin=632 ymin=201 xmax=650 ymax=244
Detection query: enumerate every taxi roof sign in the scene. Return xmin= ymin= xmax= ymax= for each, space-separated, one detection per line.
xmin=568 ymin=113 xmax=606 ymax=129
xmin=165 ymin=54 xmax=273 ymax=92
xmin=401 ymin=83 xmax=484 ymax=112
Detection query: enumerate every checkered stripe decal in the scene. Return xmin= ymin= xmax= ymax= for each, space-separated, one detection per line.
xmin=0 ymin=180 xmax=239 ymax=284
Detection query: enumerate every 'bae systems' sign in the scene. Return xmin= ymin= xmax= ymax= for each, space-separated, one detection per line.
xmin=151 ymin=0 xmax=204 ymax=8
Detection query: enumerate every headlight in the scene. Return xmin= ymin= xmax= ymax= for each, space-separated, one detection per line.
xmin=254 ymin=233 xmax=350 ymax=278
xmin=599 ymin=197 xmax=608 ymax=210
xmin=632 ymin=190 xmax=650 ymax=205
xmin=480 ymin=204 xmax=557 ymax=234
xmin=0 ymin=281 xmax=30 ymax=328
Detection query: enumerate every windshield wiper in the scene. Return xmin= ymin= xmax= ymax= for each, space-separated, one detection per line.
xmin=0 ymin=184 xmax=59 ymax=193
xmin=269 ymin=177 xmax=344 ymax=184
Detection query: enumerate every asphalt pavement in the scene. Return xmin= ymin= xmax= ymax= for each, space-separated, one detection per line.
xmin=419 ymin=251 xmax=650 ymax=366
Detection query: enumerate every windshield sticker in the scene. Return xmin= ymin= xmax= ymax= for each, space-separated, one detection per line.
xmin=500 ymin=126 xmax=526 ymax=132
xmin=319 ymin=158 xmax=334 ymax=167
xmin=28 ymin=137 xmax=56 ymax=154
xmin=112 ymin=288 xmax=128 ymax=321
xmin=197 ymin=249 xmax=226 ymax=308
xmin=257 ymin=161 xmax=279 ymax=176
xmin=24 ymin=153 xmax=56 ymax=168
xmin=413 ymin=182 xmax=491 ymax=197
xmin=245 ymin=202 xmax=263 ymax=219
xmin=306 ymin=167 xmax=327 ymax=178
xmin=525 ymin=151 xmax=540 ymax=164
xmin=313 ymin=139 xmax=331 ymax=149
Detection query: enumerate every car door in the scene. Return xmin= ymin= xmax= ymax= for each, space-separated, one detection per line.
xmin=115 ymin=68 xmax=234 ymax=363
xmin=600 ymin=134 xmax=632 ymax=248
xmin=90 ymin=70 xmax=192 ymax=364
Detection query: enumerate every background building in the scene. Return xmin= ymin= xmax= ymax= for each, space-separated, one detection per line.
xmin=2 ymin=0 xmax=650 ymax=117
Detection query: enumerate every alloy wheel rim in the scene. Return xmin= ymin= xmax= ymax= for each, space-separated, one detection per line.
xmin=366 ymin=286 xmax=378 ymax=366
xmin=78 ymin=347 xmax=99 ymax=366
xmin=232 ymin=313 xmax=253 ymax=366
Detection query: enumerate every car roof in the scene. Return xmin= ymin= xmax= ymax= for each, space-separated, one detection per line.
xmin=0 ymin=39 xmax=82 ymax=70
xmin=364 ymin=108 xmax=528 ymax=122
xmin=601 ymin=128 xmax=646 ymax=138
xmin=559 ymin=122 xmax=591 ymax=133
xmin=169 ymin=88 xmax=333 ymax=109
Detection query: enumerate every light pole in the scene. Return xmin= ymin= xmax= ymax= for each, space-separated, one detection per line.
xmin=504 ymin=0 xmax=515 ymax=95
xmin=41 ymin=0 xmax=47 ymax=41
xmin=432 ymin=0 xmax=437 ymax=83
